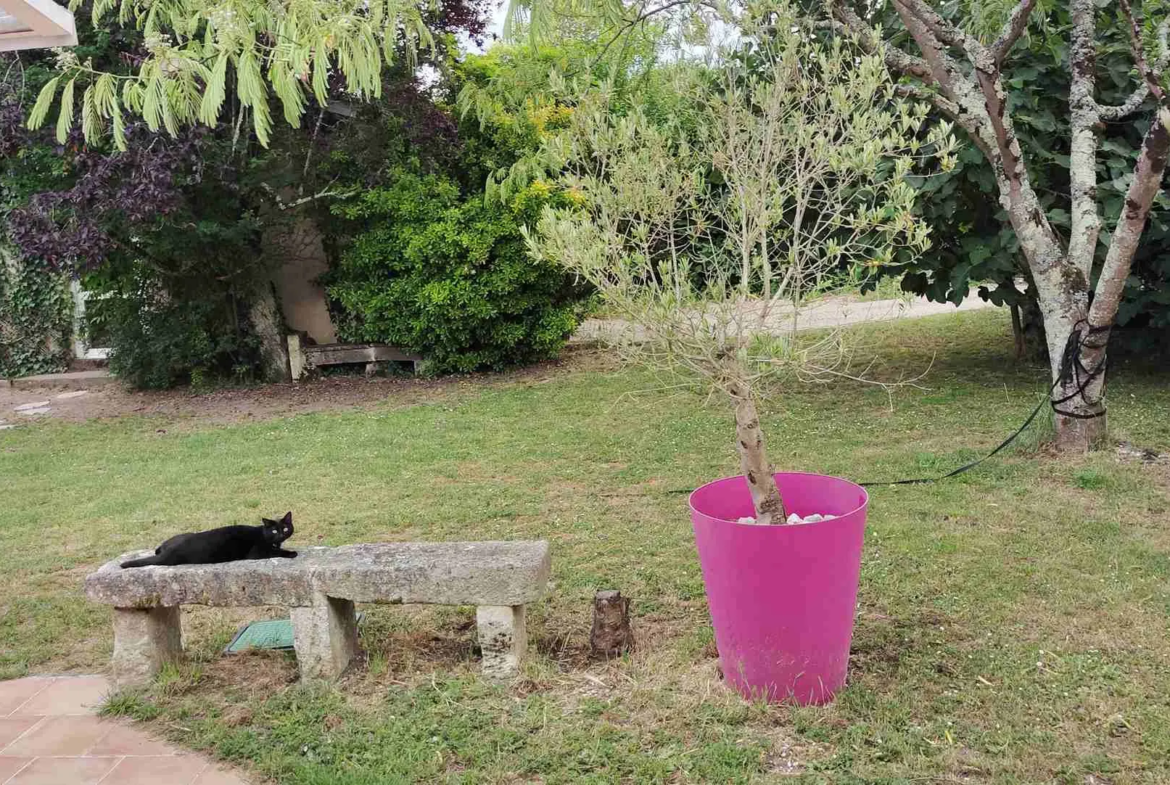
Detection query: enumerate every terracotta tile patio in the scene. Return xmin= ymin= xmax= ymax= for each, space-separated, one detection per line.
xmin=0 ymin=676 xmax=250 ymax=784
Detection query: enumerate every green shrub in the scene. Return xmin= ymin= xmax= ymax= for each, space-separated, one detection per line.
xmin=327 ymin=173 xmax=588 ymax=374
xmin=88 ymin=270 xmax=261 ymax=390
xmin=0 ymin=251 xmax=72 ymax=379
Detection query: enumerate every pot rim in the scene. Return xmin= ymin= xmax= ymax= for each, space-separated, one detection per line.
xmin=688 ymin=471 xmax=869 ymax=527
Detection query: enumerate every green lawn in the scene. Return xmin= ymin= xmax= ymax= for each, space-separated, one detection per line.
xmin=2 ymin=309 xmax=1169 ymax=783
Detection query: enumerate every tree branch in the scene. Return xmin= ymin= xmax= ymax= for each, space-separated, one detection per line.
xmin=1087 ymin=116 xmax=1170 ymax=343
xmin=826 ymin=2 xmax=933 ymax=81
xmin=587 ymin=0 xmax=698 ymax=70
xmin=1119 ymin=0 xmax=1167 ymax=103
xmin=891 ymin=0 xmax=976 ymax=53
xmin=260 ymin=182 xmax=359 ymax=209
xmin=1098 ymin=83 xmax=1150 ymax=120
xmin=891 ymin=0 xmax=1064 ymax=284
xmin=1067 ymin=0 xmax=1102 ymax=278
xmin=991 ymin=0 xmax=1040 ymax=64
xmin=887 ymin=0 xmax=965 ymax=98
xmin=1100 ymin=17 xmax=1170 ymax=119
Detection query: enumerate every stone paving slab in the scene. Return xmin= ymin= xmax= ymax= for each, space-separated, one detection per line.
xmin=0 ymin=676 xmax=250 ymax=785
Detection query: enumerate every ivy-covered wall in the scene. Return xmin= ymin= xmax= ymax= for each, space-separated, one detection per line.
xmin=0 ymin=250 xmax=72 ymax=379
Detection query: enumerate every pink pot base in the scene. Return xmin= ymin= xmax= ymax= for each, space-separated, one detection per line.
xmin=690 ymin=472 xmax=868 ymax=705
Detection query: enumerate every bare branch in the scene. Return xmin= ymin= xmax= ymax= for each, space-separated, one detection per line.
xmin=299 ymin=108 xmax=327 ymax=194
xmin=587 ymin=0 xmax=698 ymax=70
xmin=1119 ymin=0 xmax=1167 ymax=103
xmin=1102 ymin=18 xmax=1170 ymax=119
xmin=1067 ymin=0 xmax=1101 ymax=278
xmin=826 ymin=1 xmax=933 ymax=80
xmin=259 ymin=182 xmax=359 ymax=209
xmin=991 ymin=0 xmax=1040 ymax=64
xmin=1098 ymin=83 xmax=1150 ymax=120
xmin=1087 ymin=116 xmax=1170 ymax=352
xmin=1158 ymin=17 xmax=1170 ymax=71
xmin=891 ymin=0 xmax=975 ymax=52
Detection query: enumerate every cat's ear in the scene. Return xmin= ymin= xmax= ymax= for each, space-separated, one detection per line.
xmin=262 ymin=518 xmax=276 ymax=526
xmin=280 ymin=511 xmax=293 ymax=525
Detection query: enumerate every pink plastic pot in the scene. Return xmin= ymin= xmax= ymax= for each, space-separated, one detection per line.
xmin=690 ymin=472 xmax=868 ymax=705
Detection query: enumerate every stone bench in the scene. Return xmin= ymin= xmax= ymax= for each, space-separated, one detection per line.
xmin=85 ymin=541 xmax=550 ymax=687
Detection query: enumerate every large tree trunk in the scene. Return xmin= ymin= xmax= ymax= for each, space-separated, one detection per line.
xmin=858 ymin=0 xmax=1170 ymax=452
xmin=729 ymin=381 xmax=786 ymax=524
xmin=249 ymin=282 xmax=291 ymax=382
xmin=1042 ymin=312 xmax=1108 ymax=450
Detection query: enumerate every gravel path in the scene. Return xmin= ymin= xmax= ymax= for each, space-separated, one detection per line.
xmin=571 ymin=291 xmax=997 ymax=345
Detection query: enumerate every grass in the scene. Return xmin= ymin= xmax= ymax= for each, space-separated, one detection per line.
xmin=3 ymin=308 xmax=1170 ymax=783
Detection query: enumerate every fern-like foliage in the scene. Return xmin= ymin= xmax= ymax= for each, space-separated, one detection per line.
xmin=28 ymin=0 xmax=433 ymax=148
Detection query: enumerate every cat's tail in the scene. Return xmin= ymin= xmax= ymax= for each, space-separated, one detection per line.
xmin=120 ymin=554 xmax=164 ymax=568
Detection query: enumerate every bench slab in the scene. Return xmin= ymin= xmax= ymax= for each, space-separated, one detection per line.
xmin=85 ymin=541 xmax=550 ymax=686
xmin=86 ymin=541 xmax=550 ymax=608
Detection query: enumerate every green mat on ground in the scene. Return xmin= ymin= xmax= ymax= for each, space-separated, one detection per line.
xmin=225 ymin=619 xmax=295 ymax=652
xmin=224 ymin=614 xmax=363 ymax=654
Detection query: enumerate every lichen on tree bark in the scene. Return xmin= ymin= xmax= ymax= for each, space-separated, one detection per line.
xmin=832 ymin=0 xmax=1170 ymax=452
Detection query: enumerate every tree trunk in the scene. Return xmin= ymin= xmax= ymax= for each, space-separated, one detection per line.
xmin=1010 ymin=302 xmax=1025 ymax=360
xmin=1019 ymin=294 xmax=1047 ymax=362
xmin=1043 ymin=314 xmax=1108 ymax=451
xmin=872 ymin=0 xmax=1170 ymax=453
xmin=249 ymin=282 xmax=291 ymax=382
xmin=590 ymin=590 xmax=634 ymax=658
xmin=729 ymin=381 xmax=786 ymax=524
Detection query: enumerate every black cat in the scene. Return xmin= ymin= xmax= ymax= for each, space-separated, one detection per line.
xmin=120 ymin=512 xmax=298 ymax=568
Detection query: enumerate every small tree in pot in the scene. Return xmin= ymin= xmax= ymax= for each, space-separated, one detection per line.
xmin=530 ymin=3 xmax=957 ymax=524
xmin=530 ymin=3 xmax=956 ymax=703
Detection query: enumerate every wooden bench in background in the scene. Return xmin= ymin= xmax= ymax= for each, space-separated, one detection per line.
xmin=85 ymin=541 xmax=550 ymax=686
xmin=287 ymin=334 xmax=422 ymax=380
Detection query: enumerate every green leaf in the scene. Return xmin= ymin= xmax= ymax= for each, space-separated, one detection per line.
xmin=251 ymin=100 xmax=272 ymax=148
xmin=237 ymin=48 xmax=271 ymax=146
xmin=159 ymin=78 xmax=179 ymax=136
xmin=27 ymin=76 xmax=60 ymax=130
xmin=198 ymin=51 xmax=228 ymax=125
xmin=111 ymin=96 xmax=127 ymax=152
xmin=94 ymin=74 xmax=116 ymax=115
xmin=272 ymin=64 xmax=304 ymax=128
xmin=81 ymin=84 xmax=101 ymax=143
xmin=90 ymin=0 xmax=111 ymax=23
xmin=311 ymin=43 xmax=329 ymax=105
xmin=55 ymin=78 xmax=76 ymax=144
xmin=142 ymin=74 xmax=162 ymax=131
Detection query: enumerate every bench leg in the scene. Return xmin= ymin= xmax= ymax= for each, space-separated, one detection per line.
xmin=476 ymin=605 xmax=527 ymax=680
xmin=112 ymin=606 xmax=183 ymax=688
xmin=291 ymin=595 xmax=359 ymax=681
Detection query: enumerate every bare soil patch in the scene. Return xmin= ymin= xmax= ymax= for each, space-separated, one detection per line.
xmin=0 ymin=350 xmax=610 ymax=429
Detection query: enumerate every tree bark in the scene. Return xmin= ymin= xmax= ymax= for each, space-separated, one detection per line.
xmin=590 ymin=590 xmax=634 ymax=658
xmin=1010 ymin=302 xmax=1025 ymax=360
xmin=839 ymin=0 xmax=1170 ymax=452
xmin=249 ymin=282 xmax=291 ymax=382
xmin=729 ymin=381 xmax=786 ymax=524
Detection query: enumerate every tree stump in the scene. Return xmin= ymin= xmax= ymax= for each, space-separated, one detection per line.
xmin=590 ymin=590 xmax=634 ymax=658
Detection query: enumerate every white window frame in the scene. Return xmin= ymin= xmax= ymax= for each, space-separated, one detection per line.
xmin=71 ymin=279 xmax=111 ymax=361
xmin=0 ymin=0 xmax=76 ymax=51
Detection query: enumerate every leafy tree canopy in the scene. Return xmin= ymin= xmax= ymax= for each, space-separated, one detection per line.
xmin=28 ymin=0 xmax=440 ymax=147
